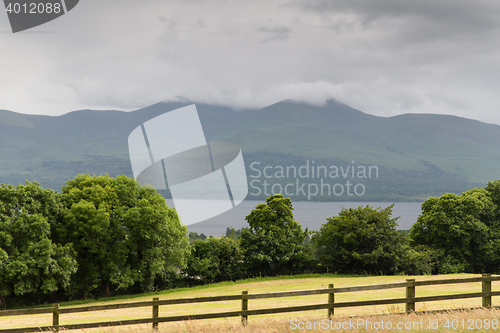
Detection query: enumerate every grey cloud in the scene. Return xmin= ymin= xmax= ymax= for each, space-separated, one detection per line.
xmin=1 ymin=0 xmax=500 ymax=127
xmin=195 ymin=20 xmax=207 ymax=28
xmin=289 ymin=0 xmax=500 ymax=44
xmin=258 ymin=26 xmax=291 ymax=42
xmin=291 ymin=0 xmax=500 ymax=25
xmin=426 ymin=90 xmax=472 ymax=110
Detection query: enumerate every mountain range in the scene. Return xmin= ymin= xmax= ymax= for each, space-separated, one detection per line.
xmin=1 ymin=99 xmax=499 ymax=202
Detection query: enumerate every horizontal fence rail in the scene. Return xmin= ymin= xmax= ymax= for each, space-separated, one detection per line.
xmin=0 ymin=274 xmax=498 ymax=332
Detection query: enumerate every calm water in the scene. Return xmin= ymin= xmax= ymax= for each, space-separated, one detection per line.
xmin=184 ymin=200 xmax=423 ymax=236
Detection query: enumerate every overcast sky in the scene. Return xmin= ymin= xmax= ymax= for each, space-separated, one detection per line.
xmin=1 ymin=0 xmax=500 ymax=125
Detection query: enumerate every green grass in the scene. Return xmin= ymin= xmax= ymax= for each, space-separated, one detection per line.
xmin=55 ymin=274 xmax=353 ymax=308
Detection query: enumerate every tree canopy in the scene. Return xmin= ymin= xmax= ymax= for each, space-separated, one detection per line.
xmin=410 ymin=186 xmax=500 ymax=273
xmin=240 ymin=194 xmax=313 ymax=276
xmin=0 ymin=182 xmax=76 ymax=300
xmin=313 ymin=205 xmax=407 ymax=275
xmin=185 ymin=237 xmax=243 ymax=283
xmin=53 ymin=174 xmax=189 ymax=296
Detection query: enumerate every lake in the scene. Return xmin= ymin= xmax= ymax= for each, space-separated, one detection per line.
xmin=183 ymin=200 xmax=423 ymax=236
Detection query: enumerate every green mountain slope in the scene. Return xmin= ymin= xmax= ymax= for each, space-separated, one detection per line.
xmin=1 ymin=99 xmax=498 ymax=201
xmin=210 ymin=100 xmax=500 ymax=183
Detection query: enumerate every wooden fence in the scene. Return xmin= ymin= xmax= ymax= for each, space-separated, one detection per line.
xmin=0 ymin=274 xmax=499 ymax=332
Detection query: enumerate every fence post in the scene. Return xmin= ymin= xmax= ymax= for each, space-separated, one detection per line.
xmin=328 ymin=284 xmax=334 ymax=318
xmin=406 ymin=279 xmax=415 ymax=313
xmin=482 ymin=274 xmax=492 ymax=308
xmin=52 ymin=303 xmax=59 ymax=332
xmin=152 ymin=297 xmax=159 ymax=330
xmin=241 ymin=291 xmax=248 ymax=325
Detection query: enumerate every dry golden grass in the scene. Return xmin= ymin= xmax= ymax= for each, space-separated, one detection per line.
xmin=1 ymin=274 xmax=499 ymax=331
xmin=57 ymin=308 xmax=500 ymax=332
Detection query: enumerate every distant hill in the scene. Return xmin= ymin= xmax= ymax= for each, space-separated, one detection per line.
xmin=1 ymin=99 xmax=499 ymax=201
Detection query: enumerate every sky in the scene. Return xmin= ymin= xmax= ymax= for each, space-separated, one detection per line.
xmin=1 ymin=0 xmax=500 ymax=125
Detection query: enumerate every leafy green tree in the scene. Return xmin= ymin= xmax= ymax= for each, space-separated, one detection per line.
xmin=188 ymin=232 xmax=208 ymax=242
xmin=240 ymin=194 xmax=313 ymax=277
xmin=409 ymin=188 xmax=498 ymax=273
xmin=312 ymin=205 xmax=407 ymax=275
xmin=225 ymin=227 xmax=241 ymax=240
xmin=53 ymin=174 xmax=189 ymax=297
xmin=486 ymin=180 xmax=500 ymax=220
xmin=185 ymin=237 xmax=244 ymax=283
xmin=0 ymin=182 xmax=77 ymax=305
xmin=398 ymin=245 xmax=441 ymax=275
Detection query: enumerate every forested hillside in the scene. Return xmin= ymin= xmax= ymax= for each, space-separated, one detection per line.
xmin=2 ymin=99 xmax=499 ymax=201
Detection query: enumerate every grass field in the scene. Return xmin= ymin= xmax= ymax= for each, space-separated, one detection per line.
xmin=1 ymin=273 xmax=499 ymax=332
xmin=77 ymin=308 xmax=500 ymax=332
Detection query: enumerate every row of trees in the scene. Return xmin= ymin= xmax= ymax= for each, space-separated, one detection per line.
xmin=186 ymin=196 xmax=414 ymax=282
xmin=0 ymin=174 xmax=188 ymax=306
xmin=186 ymin=195 xmax=313 ymax=283
xmin=1 ymin=173 xmax=500 ymax=307
xmin=186 ymin=180 xmax=500 ymax=281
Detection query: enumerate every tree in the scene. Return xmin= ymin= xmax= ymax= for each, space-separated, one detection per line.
xmin=225 ymin=227 xmax=244 ymax=240
xmin=188 ymin=232 xmax=208 ymax=242
xmin=240 ymin=194 xmax=313 ymax=276
xmin=53 ymin=174 xmax=189 ymax=297
xmin=486 ymin=180 xmax=500 ymax=220
xmin=0 ymin=182 xmax=77 ymax=306
xmin=312 ymin=205 xmax=407 ymax=275
xmin=409 ymin=188 xmax=498 ymax=273
xmin=185 ymin=237 xmax=244 ymax=283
